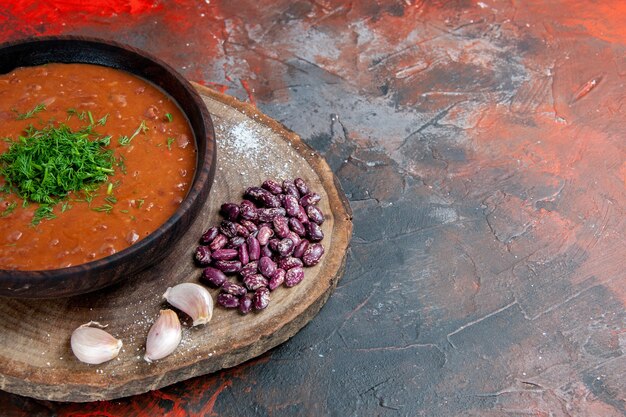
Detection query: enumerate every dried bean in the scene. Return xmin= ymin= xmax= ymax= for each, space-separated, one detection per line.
xmin=235 ymin=223 xmax=250 ymax=237
xmin=239 ymin=293 xmax=253 ymax=314
xmin=240 ymin=261 xmax=258 ymax=277
xmin=261 ymin=244 xmax=273 ymax=258
xmin=262 ymin=179 xmax=283 ymax=194
xmin=287 ymin=231 xmax=301 ymax=247
xmin=260 ymin=192 xmax=281 ymax=208
xmin=238 ymin=244 xmax=250 ymax=265
xmin=273 ymin=215 xmax=290 ymax=238
xmin=258 ymin=207 xmax=286 ymax=222
xmin=243 ymin=274 xmax=268 ymax=291
xmin=240 ymin=219 xmax=258 ymax=234
xmin=257 ymin=225 xmax=274 ymax=245
xmin=244 ymin=186 xmax=266 ymax=200
xmin=228 ymin=236 xmax=246 ymax=248
xmin=209 ymin=234 xmax=228 ymax=251
xmin=214 ymin=260 xmax=242 ymax=273
xmin=307 ymin=222 xmax=324 ymax=242
xmin=240 ymin=200 xmax=258 ymax=221
xmin=285 ymin=266 xmax=305 ymax=287
xmin=278 ymin=256 xmax=303 ymax=270
xmin=268 ymin=238 xmax=280 ymax=253
xmin=246 ymin=236 xmax=261 ymax=261
xmin=283 ymin=194 xmax=300 ymax=217
xmin=293 ymin=239 xmax=310 ymax=258
xmin=294 ymin=205 xmax=309 ymax=224
xmin=268 ymin=268 xmax=286 ymax=290
xmin=217 ymin=293 xmax=240 ymax=308
xmin=294 ymin=178 xmax=309 ymax=196
xmin=220 ymin=203 xmax=240 ymax=221
xmin=194 ymin=246 xmax=212 ymax=265
xmin=220 ymin=220 xmax=238 ymax=238
xmin=306 ymin=205 xmax=324 ymax=224
xmin=253 ymin=287 xmax=270 ymax=310
xmin=212 ymin=248 xmax=239 ymax=261
xmin=200 ymin=226 xmax=219 ymax=244
xmin=277 ymin=238 xmax=295 ymax=257
xmin=246 ymin=187 xmax=281 ymax=208
xmin=303 ymin=243 xmax=324 ymax=266
xmin=258 ymin=256 xmax=277 ymax=278
xmin=201 ymin=267 xmax=227 ymax=287
xmin=288 ymin=217 xmax=306 ymax=236
xmin=283 ymin=180 xmax=299 ymax=197
xmin=300 ymin=192 xmax=321 ymax=207
xmin=221 ymin=281 xmax=247 ymax=296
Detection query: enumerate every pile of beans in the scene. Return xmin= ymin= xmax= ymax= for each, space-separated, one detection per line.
xmin=195 ymin=178 xmax=325 ymax=313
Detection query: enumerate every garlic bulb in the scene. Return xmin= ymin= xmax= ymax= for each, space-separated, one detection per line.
xmin=71 ymin=322 xmax=122 ymax=365
xmin=163 ymin=283 xmax=213 ymax=326
xmin=144 ymin=309 xmax=182 ymax=362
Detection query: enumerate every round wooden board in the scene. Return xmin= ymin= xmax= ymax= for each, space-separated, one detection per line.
xmin=0 ymin=84 xmax=353 ymax=402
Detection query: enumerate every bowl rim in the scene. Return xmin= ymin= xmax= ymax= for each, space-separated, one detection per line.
xmin=0 ymin=35 xmax=216 ymax=291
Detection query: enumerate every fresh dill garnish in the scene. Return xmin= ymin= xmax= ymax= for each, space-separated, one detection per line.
xmin=32 ymin=205 xmax=56 ymax=225
xmin=118 ymin=120 xmax=148 ymax=146
xmin=166 ymin=137 xmax=175 ymax=150
xmin=0 ymin=201 xmax=17 ymax=218
xmin=119 ymin=209 xmax=129 ymax=214
xmin=104 ymin=195 xmax=117 ymax=205
xmin=136 ymin=199 xmax=145 ymax=209
xmin=106 ymin=183 xmax=113 ymax=195
xmin=116 ymin=154 xmax=127 ymax=175
xmin=0 ymin=123 xmax=115 ymax=224
xmin=98 ymin=114 xmax=109 ymax=126
xmin=61 ymin=201 xmax=72 ymax=213
xmin=92 ymin=203 xmax=114 ymax=214
xmin=14 ymin=103 xmax=46 ymax=120
xmin=87 ymin=111 xmax=94 ymax=125
xmin=66 ymin=108 xmax=86 ymax=121
xmin=165 ymin=113 xmax=173 ymax=122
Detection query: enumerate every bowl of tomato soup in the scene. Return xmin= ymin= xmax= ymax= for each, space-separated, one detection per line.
xmin=0 ymin=37 xmax=216 ymax=298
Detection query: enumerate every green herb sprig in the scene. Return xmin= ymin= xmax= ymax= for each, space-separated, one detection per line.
xmin=0 ymin=123 xmax=116 ymax=224
xmin=14 ymin=103 xmax=47 ymax=120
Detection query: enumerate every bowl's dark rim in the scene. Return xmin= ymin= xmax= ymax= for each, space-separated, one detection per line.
xmin=0 ymin=36 xmax=216 ymax=288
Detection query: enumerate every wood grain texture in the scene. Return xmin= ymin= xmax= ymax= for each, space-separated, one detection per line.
xmin=0 ymin=84 xmax=352 ymax=402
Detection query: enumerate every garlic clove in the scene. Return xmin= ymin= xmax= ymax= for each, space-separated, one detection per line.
xmin=71 ymin=322 xmax=123 ymax=365
xmin=163 ymin=283 xmax=213 ymax=326
xmin=144 ymin=309 xmax=182 ymax=362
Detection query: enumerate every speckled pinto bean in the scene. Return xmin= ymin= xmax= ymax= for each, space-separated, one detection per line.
xmin=194 ymin=246 xmax=212 ymax=265
xmin=239 ymin=293 xmax=253 ymax=314
xmin=243 ymin=274 xmax=268 ymax=291
xmin=246 ymin=236 xmax=261 ymax=261
xmin=302 ymin=242 xmax=324 ymax=266
xmin=200 ymin=226 xmax=219 ymax=244
xmin=238 ymin=244 xmax=249 ymax=265
xmin=217 ymin=293 xmax=240 ymax=309
xmin=209 ymin=234 xmax=228 ymax=251
xmin=253 ymin=287 xmax=270 ymax=310
xmin=195 ymin=178 xmax=327 ymax=312
xmin=211 ymin=248 xmax=238 ymax=261
xmin=285 ymin=266 xmax=304 ymax=287
xmin=201 ymin=267 xmax=226 ymax=287
xmin=220 ymin=203 xmax=240 ymax=221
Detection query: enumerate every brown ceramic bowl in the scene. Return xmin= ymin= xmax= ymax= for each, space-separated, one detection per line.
xmin=0 ymin=36 xmax=216 ymax=298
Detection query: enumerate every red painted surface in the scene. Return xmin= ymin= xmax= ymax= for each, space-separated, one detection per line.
xmin=0 ymin=0 xmax=624 ymax=415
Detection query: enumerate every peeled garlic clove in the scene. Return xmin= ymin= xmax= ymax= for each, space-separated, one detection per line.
xmin=144 ymin=309 xmax=182 ymax=362
xmin=163 ymin=282 xmax=213 ymax=326
xmin=71 ymin=322 xmax=122 ymax=365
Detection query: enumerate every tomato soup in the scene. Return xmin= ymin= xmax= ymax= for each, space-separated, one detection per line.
xmin=0 ymin=63 xmax=196 ymax=270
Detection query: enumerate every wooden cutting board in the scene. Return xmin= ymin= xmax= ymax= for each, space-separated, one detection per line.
xmin=0 ymin=84 xmax=353 ymax=402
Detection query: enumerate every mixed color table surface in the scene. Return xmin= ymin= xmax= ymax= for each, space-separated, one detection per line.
xmin=1 ymin=1 xmax=624 ymax=416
